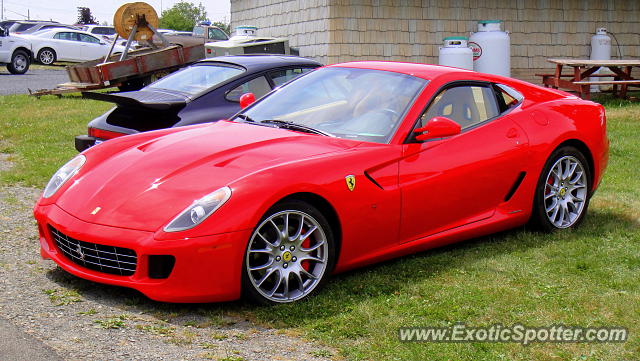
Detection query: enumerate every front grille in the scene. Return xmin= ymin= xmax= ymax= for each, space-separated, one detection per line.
xmin=49 ymin=225 xmax=137 ymax=276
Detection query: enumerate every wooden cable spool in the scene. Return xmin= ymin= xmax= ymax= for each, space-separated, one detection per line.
xmin=113 ymin=2 xmax=159 ymax=41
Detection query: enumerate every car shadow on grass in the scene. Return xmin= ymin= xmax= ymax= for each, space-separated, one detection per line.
xmin=44 ymin=206 xmax=638 ymax=329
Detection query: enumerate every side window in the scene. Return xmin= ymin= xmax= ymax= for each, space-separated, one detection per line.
xmin=494 ymin=83 xmax=523 ymax=113
xmin=226 ymin=76 xmax=272 ymax=102
xmin=79 ymin=34 xmax=100 ymax=43
xmin=98 ymin=27 xmax=115 ymax=35
xmin=208 ymin=28 xmax=228 ymax=40
xmin=54 ymin=32 xmax=77 ymax=41
xmin=269 ymin=68 xmax=314 ymax=87
xmin=420 ymin=85 xmax=499 ymax=130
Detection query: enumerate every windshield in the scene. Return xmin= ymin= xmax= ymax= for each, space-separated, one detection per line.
xmin=10 ymin=23 xmax=36 ymax=32
xmin=193 ymin=26 xmax=204 ymax=37
xmin=147 ymin=64 xmax=245 ymax=95
xmin=235 ymin=67 xmax=427 ymax=143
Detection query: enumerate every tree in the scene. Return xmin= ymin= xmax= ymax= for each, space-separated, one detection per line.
xmin=159 ymin=2 xmax=207 ymax=31
xmin=77 ymin=7 xmax=97 ymax=25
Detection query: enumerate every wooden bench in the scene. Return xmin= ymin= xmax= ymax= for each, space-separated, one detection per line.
xmin=536 ymin=73 xmax=615 ymax=79
xmin=573 ymin=80 xmax=640 ymax=85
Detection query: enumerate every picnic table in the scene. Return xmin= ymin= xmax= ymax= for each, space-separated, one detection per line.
xmin=538 ymin=59 xmax=640 ymax=99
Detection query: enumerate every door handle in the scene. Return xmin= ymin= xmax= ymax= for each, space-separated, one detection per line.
xmin=506 ymin=128 xmax=518 ymax=138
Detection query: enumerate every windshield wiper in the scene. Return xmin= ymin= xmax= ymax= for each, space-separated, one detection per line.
xmin=235 ymin=114 xmax=280 ymax=129
xmin=235 ymin=114 xmax=257 ymax=123
xmin=261 ymin=120 xmax=334 ymax=137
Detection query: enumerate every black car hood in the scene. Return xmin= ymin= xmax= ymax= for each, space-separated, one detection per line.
xmin=82 ymin=89 xmax=188 ymax=111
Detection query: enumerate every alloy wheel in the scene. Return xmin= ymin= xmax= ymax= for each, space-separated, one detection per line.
xmin=543 ymin=155 xmax=588 ymax=228
xmin=245 ymin=210 xmax=329 ymax=303
xmin=39 ymin=50 xmax=54 ymax=65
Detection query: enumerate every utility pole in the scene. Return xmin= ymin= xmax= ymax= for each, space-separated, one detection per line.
xmin=1 ymin=0 xmax=4 ymax=21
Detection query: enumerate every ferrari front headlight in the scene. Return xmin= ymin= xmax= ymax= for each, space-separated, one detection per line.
xmin=164 ymin=186 xmax=232 ymax=232
xmin=43 ymin=155 xmax=86 ymax=198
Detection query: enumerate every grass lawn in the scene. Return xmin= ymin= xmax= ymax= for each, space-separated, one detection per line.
xmin=1 ymin=93 xmax=638 ymax=360
xmin=0 ymin=94 xmax=112 ymax=185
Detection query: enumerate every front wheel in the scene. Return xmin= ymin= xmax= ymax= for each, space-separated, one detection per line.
xmin=37 ymin=48 xmax=56 ymax=65
xmin=6 ymin=50 xmax=30 ymax=74
xmin=531 ymin=146 xmax=591 ymax=231
xmin=242 ymin=201 xmax=335 ymax=304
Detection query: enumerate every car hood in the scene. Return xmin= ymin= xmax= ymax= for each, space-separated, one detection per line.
xmin=56 ymin=121 xmax=357 ymax=231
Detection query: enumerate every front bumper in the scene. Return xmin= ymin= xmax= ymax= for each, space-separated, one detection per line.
xmin=34 ymin=203 xmax=251 ymax=303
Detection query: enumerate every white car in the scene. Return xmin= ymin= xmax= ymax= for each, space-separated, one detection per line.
xmin=80 ymin=25 xmax=116 ymax=36
xmin=0 ymin=27 xmax=32 ymax=74
xmin=18 ymin=29 xmax=125 ymax=65
xmin=79 ymin=25 xmax=117 ymax=41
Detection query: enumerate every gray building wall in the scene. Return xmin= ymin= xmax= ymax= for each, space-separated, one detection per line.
xmin=231 ymin=0 xmax=332 ymax=64
xmin=230 ymin=0 xmax=640 ymax=84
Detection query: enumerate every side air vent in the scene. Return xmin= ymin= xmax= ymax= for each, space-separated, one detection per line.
xmin=504 ymin=172 xmax=526 ymax=202
xmin=364 ymin=171 xmax=384 ymax=190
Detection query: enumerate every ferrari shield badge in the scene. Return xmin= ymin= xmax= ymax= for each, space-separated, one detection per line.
xmin=345 ymin=175 xmax=356 ymax=191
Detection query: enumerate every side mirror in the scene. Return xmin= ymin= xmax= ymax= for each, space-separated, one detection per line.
xmin=239 ymin=92 xmax=255 ymax=109
xmin=0 ymin=28 xmax=6 ymax=37
xmin=413 ymin=116 xmax=461 ymax=141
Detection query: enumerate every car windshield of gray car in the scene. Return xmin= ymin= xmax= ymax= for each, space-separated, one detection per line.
xmin=147 ymin=64 xmax=245 ymax=96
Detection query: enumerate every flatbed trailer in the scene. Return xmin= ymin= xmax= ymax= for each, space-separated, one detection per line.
xmin=30 ymin=37 xmax=204 ymax=97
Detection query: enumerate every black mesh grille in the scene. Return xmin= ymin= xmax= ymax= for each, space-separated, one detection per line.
xmin=49 ymin=225 xmax=137 ymax=276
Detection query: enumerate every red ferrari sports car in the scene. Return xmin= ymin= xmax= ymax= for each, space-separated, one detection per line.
xmin=34 ymin=61 xmax=608 ymax=304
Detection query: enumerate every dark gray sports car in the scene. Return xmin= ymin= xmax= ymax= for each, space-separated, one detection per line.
xmin=75 ymin=55 xmax=322 ymax=151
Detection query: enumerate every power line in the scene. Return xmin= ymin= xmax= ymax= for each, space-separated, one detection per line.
xmin=5 ymin=8 xmax=27 ymax=19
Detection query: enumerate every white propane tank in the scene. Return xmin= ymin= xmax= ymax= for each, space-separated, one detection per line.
xmin=469 ymin=20 xmax=510 ymax=77
xmin=590 ymin=28 xmax=612 ymax=92
xmin=438 ymin=37 xmax=473 ymax=70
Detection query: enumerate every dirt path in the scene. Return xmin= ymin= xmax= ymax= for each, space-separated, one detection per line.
xmin=0 ymin=186 xmax=334 ymax=361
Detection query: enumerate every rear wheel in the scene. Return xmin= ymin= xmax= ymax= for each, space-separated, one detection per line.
xmin=531 ymin=146 xmax=591 ymax=231
xmin=242 ymin=201 xmax=335 ymax=304
xmin=6 ymin=50 xmax=30 ymax=74
xmin=37 ymin=48 xmax=56 ymax=65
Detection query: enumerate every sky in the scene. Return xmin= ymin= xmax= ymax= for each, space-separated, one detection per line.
xmin=1 ymin=0 xmax=231 ymax=25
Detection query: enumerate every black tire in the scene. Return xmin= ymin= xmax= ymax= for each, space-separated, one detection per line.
xmin=531 ymin=146 xmax=592 ymax=232
xmin=37 ymin=48 xmax=56 ymax=65
xmin=241 ymin=200 xmax=336 ymax=304
xmin=6 ymin=50 xmax=30 ymax=74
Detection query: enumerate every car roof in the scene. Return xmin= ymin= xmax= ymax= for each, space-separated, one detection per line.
xmin=196 ymin=55 xmax=323 ymax=72
xmin=37 ymin=29 xmax=99 ymax=36
xmin=328 ymin=61 xmax=477 ymax=81
xmin=13 ymin=21 xmax=66 ymax=28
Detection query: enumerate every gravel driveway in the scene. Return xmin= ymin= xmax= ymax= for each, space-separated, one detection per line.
xmin=0 ymin=67 xmax=69 ymax=95
xmin=0 ymin=185 xmax=334 ymax=361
